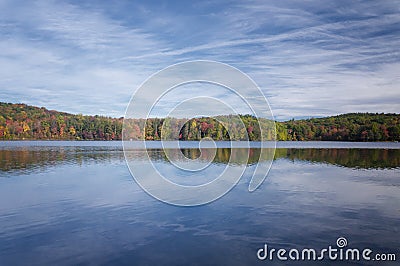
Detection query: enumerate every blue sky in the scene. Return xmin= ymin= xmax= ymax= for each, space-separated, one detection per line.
xmin=0 ymin=0 xmax=399 ymax=120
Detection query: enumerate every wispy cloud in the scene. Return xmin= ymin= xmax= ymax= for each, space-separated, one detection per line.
xmin=0 ymin=0 xmax=399 ymax=120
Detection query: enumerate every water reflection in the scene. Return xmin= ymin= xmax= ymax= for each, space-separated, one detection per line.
xmin=274 ymin=148 xmax=400 ymax=169
xmin=0 ymin=144 xmax=399 ymax=265
xmin=1 ymin=146 xmax=399 ymax=175
xmin=0 ymin=147 xmax=125 ymax=175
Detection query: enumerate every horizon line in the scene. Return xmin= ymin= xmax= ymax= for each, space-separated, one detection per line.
xmin=1 ymin=101 xmax=399 ymax=122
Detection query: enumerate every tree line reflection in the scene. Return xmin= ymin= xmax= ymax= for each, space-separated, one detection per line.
xmin=0 ymin=147 xmax=399 ymax=174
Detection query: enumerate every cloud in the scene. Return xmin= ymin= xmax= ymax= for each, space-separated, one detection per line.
xmin=0 ymin=0 xmax=399 ymax=120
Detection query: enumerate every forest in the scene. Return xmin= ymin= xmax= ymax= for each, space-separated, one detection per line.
xmin=1 ymin=102 xmax=399 ymax=141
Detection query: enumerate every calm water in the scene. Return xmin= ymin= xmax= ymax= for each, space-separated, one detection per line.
xmin=0 ymin=141 xmax=399 ymax=265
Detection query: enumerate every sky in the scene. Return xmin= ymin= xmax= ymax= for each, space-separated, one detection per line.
xmin=0 ymin=0 xmax=399 ymax=120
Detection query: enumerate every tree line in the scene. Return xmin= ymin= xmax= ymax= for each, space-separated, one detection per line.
xmin=0 ymin=102 xmax=122 ymax=140
xmin=1 ymin=102 xmax=399 ymax=141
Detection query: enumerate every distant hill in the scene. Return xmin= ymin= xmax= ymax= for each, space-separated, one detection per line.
xmin=276 ymin=113 xmax=400 ymax=141
xmin=0 ymin=102 xmax=399 ymax=141
xmin=0 ymin=102 xmax=122 ymax=140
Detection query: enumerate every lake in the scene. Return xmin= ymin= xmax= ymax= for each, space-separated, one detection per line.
xmin=0 ymin=141 xmax=399 ymax=265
